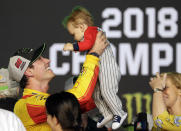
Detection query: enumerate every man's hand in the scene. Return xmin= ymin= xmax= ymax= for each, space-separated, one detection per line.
xmin=149 ymin=72 xmax=167 ymax=90
xmin=63 ymin=43 xmax=74 ymax=51
xmin=89 ymin=31 xmax=109 ymax=56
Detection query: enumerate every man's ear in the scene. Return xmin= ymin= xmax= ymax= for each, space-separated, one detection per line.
xmin=24 ymin=68 xmax=33 ymax=77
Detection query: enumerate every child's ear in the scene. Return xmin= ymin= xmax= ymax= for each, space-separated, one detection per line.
xmin=79 ymin=23 xmax=87 ymax=32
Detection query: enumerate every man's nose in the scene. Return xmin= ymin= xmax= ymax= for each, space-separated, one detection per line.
xmin=42 ymin=57 xmax=50 ymax=63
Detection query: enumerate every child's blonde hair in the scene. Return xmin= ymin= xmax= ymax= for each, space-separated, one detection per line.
xmin=161 ymin=72 xmax=181 ymax=89
xmin=62 ymin=6 xmax=94 ymax=28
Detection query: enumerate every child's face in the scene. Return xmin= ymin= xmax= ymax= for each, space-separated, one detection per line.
xmin=67 ymin=22 xmax=84 ymax=41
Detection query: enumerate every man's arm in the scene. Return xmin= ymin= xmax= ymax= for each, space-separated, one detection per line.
xmin=66 ymin=31 xmax=108 ymax=112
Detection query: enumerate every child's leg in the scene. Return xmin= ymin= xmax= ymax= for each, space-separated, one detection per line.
xmin=92 ymin=82 xmax=113 ymax=128
xmin=99 ymin=45 xmax=126 ymax=117
xmin=92 ymin=83 xmax=112 ymax=117
xmin=99 ymin=70 xmax=125 ymax=117
xmin=99 ymin=45 xmax=127 ymax=129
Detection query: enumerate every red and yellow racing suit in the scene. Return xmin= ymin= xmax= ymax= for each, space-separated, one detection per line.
xmin=14 ymin=89 xmax=51 ymax=131
xmin=14 ymin=55 xmax=99 ymax=131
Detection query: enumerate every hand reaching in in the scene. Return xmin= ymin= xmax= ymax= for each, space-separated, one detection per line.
xmin=89 ymin=31 xmax=109 ymax=55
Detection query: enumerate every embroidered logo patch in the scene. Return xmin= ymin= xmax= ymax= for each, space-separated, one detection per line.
xmin=155 ymin=119 xmax=163 ymax=128
xmin=15 ymin=58 xmax=26 ymax=70
xmin=174 ymin=116 xmax=181 ymax=127
xmin=15 ymin=58 xmax=22 ymax=69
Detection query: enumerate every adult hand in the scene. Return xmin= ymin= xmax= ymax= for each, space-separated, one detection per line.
xmin=149 ymin=72 xmax=167 ymax=90
xmin=89 ymin=31 xmax=109 ymax=56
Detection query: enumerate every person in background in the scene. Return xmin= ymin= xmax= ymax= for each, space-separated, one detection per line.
xmin=62 ymin=6 xmax=127 ymax=130
xmin=149 ymin=72 xmax=181 ymax=130
xmin=0 ymin=69 xmax=25 ymax=131
xmin=64 ymin=76 xmax=108 ymax=131
xmin=133 ymin=112 xmax=153 ymax=131
xmin=46 ymin=91 xmax=109 ymax=131
xmin=0 ymin=68 xmax=20 ymax=111
xmin=46 ymin=91 xmax=82 ymax=131
xmin=0 ymin=108 xmax=26 ymax=131
xmin=8 ymin=31 xmax=108 ymax=131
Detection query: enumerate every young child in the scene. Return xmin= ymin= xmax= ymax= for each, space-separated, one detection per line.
xmin=62 ymin=6 xmax=127 ymax=130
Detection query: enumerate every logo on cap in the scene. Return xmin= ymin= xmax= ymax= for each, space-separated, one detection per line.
xmin=15 ymin=58 xmax=26 ymax=70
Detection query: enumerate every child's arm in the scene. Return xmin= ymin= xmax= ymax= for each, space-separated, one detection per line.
xmin=63 ymin=40 xmax=93 ymax=52
xmin=75 ymin=36 xmax=94 ymax=51
xmin=74 ymin=27 xmax=97 ymax=51
xmin=63 ymin=43 xmax=74 ymax=51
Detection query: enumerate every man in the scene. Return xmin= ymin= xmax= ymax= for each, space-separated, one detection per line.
xmin=8 ymin=32 xmax=108 ymax=131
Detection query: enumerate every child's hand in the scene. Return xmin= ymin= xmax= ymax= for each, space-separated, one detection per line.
xmin=63 ymin=43 xmax=74 ymax=51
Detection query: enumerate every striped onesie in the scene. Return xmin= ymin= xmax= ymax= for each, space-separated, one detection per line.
xmin=73 ymin=26 xmax=126 ymax=124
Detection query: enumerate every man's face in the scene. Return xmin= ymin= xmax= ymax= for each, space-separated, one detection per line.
xmin=31 ymin=56 xmax=55 ymax=82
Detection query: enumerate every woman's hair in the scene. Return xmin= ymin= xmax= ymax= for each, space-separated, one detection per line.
xmin=46 ymin=91 xmax=82 ymax=131
xmin=62 ymin=6 xmax=94 ymax=28
xmin=161 ymin=72 xmax=181 ymax=89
